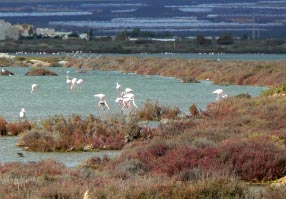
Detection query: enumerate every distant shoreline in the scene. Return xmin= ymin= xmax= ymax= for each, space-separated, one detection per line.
xmin=2 ymin=38 xmax=286 ymax=54
xmin=1 ymin=52 xmax=285 ymax=87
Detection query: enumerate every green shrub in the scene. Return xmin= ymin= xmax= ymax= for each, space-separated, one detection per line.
xmin=261 ymin=83 xmax=286 ymax=96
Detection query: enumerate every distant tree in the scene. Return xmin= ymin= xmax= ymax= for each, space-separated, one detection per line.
xmin=141 ymin=31 xmax=156 ymax=38
xmin=195 ymin=34 xmax=212 ymax=45
xmin=130 ymin=28 xmax=141 ymax=37
xmin=116 ymin=30 xmax=129 ymax=40
xmin=95 ymin=36 xmax=112 ymax=41
xmin=265 ymin=39 xmax=285 ymax=46
xmin=159 ymin=31 xmax=172 ymax=38
xmin=217 ymin=33 xmax=234 ymax=45
xmin=88 ymin=29 xmax=93 ymax=40
xmin=68 ymin=32 xmax=79 ymax=38
xmin=241 ymin=33 xmax=249 ymax=40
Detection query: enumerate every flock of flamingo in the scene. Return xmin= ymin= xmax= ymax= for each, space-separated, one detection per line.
xmin=19 ymin=71 xmax=227 ymax=119
xmin=19 ymin=73 xmax=139 ymax=119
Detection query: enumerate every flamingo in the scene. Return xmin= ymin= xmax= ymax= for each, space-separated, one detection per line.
xmin=120 ymin=87 xmax=134 ymax=97
xmin=66 ymin=76 xmax=72 ymax=85
xmin=71 ymin=77 xmax=77 ymax=85
xmin=31 ymin=84 xmax=38 ymax=93
xmin=212 ymin=89 xmax=228 ymax=102
xmin=122 ymin=93 xmax=137 ymax=109
xmin=70 ymin=77 xmax=77 ymax=91
xmin=116 ymin=82 xmax=121 ymax=90
xmin=115 ymin=97 xmax=124 ymax=109
xmin=125 ymin=88 xmax=133 ymax=94
xmin=76 ymin=78 xmax=84 ymax=89
xmin=19 ymin=108 xmax=26 ymax=118
xmin=116 ymin=82 xmax=121 ymax=95
xmin=70 ymin=84 xmax=77 ymax=91
xmin=94 ymin=94 xmax=110 ymax=110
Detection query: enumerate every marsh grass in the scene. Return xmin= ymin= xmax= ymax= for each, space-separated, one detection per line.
xmin=138 ymin=99 xmax=181 ymax=121
xmin=72 ymin=56 xmax=286 ymax=86
xmin=2 ymin=92 xmax=286 ymax=197
xmin=25 ymin=67 xmax=58 ymax=76
xmin=6 ymin=120 xmax=31 ymax=136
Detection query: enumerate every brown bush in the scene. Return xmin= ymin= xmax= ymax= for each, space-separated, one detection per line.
xmin=19 ymin=114 xmax=127 ymax=151
xmin=0 ymin=117 xmax=7 ymax=135
xmin=6 ymin=120 xmax=31 ymax=135
xmin=25 ymin=67 xmax=58 ymax=76
xmin=219 ymin=136 xmax=286 ymax=181
xmin=138 ymin=100 xmax=180 ymax=121
xmin=189 ymin=104 xmax=200 ymax=118
xmin=19 ymin=129 xmax=59 ymax=151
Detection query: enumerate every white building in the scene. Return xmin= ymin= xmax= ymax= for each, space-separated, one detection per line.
xmin=79 ymin=33 xmax=88 ymax=40
xmin=0 ymin=20 xmax=19 ymax=40
xmin=36 ymin=28 xmax=56 ymax=38
xmin=57 ymin=31 xmax=72 ymax=39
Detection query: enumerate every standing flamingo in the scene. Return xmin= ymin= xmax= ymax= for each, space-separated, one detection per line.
xmin=117 ymin=93 xmax=137 ymax=109
xmin=212 ymin=89 xmax=228 ymax=102
xmin=122 ymin=93 xmax=137 ymax=109
xmin=120 ymin=87 xmax=134 ymax=97
xmin=70 ymin=77 xmax=77 ymax=91
xmin=66 ymin=76 xmax=72 ymax=85
xmin=76 ymin=78 xmax=84 ymax=89
xmin=31 ymin=84 xmax=38 ymax=93
xmin=19 ymin=108 xmax=26 ymax=118
xmin=116 ymin=82 xmax=121 ymax=96
xmin=94 ymin=94 xmax=110 ymax=110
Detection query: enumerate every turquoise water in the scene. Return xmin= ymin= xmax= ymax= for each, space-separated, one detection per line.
xmin=0 ymin=66 xmax=265 ymax=122
xmin=0 ymin=136 xmax=120 ymax=167
xmin=0 ymin=63 xmax=267 ymax=167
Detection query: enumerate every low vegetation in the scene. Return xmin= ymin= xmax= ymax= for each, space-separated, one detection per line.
xmin=0 ymin=118 xmax=31 ymax=136
xmin=25 ymin=67 xmax=58 ymax=76
xmin=1 ymin=38 xmax=286 ymax=53
xmin=1 ymin=54 xmax=286 ymax=86
xmin=2 ymin=53 xmax=286 ymax=197
xmin=1 ymin=93 xmax=286 ymax=197
xmin=64 ymin=56 xmax=286 ymax=86
xmin=261 ymin=83 xmax=286 ymax=96
xmin=0 ymin=101 xmax=180 ymax=152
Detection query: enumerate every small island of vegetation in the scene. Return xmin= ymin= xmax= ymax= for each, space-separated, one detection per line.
xmin=25 ymin=67 xmax=58 ymax=76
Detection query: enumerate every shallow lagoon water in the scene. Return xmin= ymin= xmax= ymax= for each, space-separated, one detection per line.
xmin=0 ymin=66 xmax=266 ymax=166
xmin=0 ymin=66 xmax=265 ymax=122
xmin=0 ymin=136 xmax=120 ymax=167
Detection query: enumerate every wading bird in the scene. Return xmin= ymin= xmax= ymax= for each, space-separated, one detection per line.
xmin=76 ymin=78 xmax=84 ymax=89
xmin=31 ymin=84 xmax=38 ymax=93
xmin=66 ymin=76 xmax=72 ymax=85
xmin=70 ymin=77 xmax=78 ymax=91
xmin=19 ymin=108 xmax=26 ymax=118
xmin=94 ymin=94 xmax=110 ymax=110
xmin=125 ymin=88 xmax=133 ymax=94
xmin=116 ymin=93 xmax=137 ymax=109
xmin=116 ymin=82 xmax=121 ymax=95
xmin=17 ymin=152 xmax=24 ymax=157
xmin=212 ymin=89 xmax=228 ymax=102
xmin=122 ymin=93 xmax=137 ymax=109
xmin=120 ymin=87 xmax=134 ymax=97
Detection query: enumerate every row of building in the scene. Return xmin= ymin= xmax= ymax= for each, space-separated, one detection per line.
xmin=0 ymin=19 xmax=88 ymax=40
